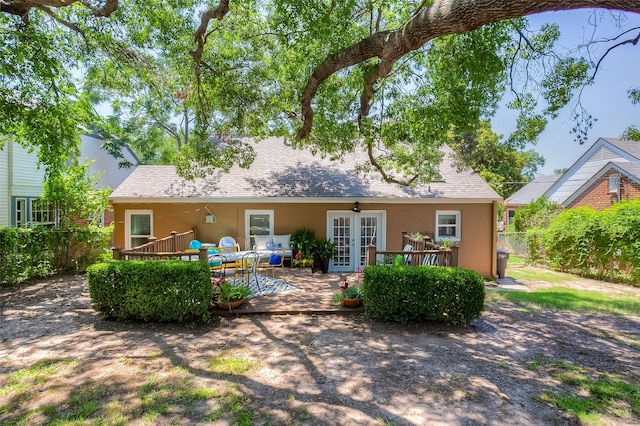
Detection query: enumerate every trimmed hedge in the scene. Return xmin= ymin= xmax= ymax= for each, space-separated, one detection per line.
xmin=0 ymin=226 xmax=111 ymax=286
xmin=363 ymin=265 xmax=485 ymax=324
xmin=87 ymin=260 xmax=212 ymax=323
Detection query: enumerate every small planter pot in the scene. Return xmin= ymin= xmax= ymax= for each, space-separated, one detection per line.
xmin=342 ymin=298 xmax=363 ymax=308
xmin=216 ymin=298 xmax=246 ymax=310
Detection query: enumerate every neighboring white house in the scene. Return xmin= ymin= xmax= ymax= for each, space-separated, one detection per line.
xmin=0 ymin=133 xmax=139 ymax=228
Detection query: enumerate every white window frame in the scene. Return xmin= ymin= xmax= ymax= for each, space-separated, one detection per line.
xmin=125 ymin=210 xmax=153 ymax=249
xmin=608 ymin=174 xmax=620 ymax=194
xmin=15 ymin=198 xmax=26 ymax=228
xmin=30 ymin=199 xmax=58 ymax=227
xmin=435 ymin=210 xmax=461 ymax=243
xmin=245 ymin=209 xmax=274 ymax=250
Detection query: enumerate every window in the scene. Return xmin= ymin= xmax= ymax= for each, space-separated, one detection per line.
xmin=507 ymin=209 xmax=517 ymax=226
xmin=245 ymin=210 xmax=274 ymax=249
xmin=125 ymin=210 xmax=153 ymax=249
xmin=435 ymin=210 xmax=461 ymax=242
xmin=15 ymin=198 xmax=26 ymax=228
xmin=30 ymin=199 xmax=58 ymax=227
xmin=608 ymin=174 xmax=620 ymax=193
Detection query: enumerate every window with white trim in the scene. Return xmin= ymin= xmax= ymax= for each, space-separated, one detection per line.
xmin=30 ymin=199 xmax=58 ymax=227
xmin=435 ymin=210 xmax=461 ymax=242
xmin=245 ymin=210 xmax=274 ymax=250
xmin=125 ymin=210 xmax=153 ymax=249
xmin=15 ymin=198 xmax=26 ymax=228
xmin=608 ymin=174 xmax=620 ymax=193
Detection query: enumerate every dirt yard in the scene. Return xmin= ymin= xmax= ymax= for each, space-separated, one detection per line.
xmin=1 ymin=272 xmax=639 ymax=425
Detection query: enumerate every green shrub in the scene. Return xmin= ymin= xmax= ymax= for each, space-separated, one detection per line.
xmin=87 ymin=260 xmax=212 ymax=323
xmin=362 ymin=265 xmax=485 ymax=324
xmin=0 ymin=226 xmax=111 ymax=286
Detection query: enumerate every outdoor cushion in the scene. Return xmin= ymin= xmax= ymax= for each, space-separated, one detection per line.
xmin=269 ymin=254 xmax=282 ymax=265
xmin=253 ymin=235 xmax=272 ymax=250
xmin=272 ymin=234 xmax=291 ymax=249
xmin=189 ymin=240 xmax=202 ymax=249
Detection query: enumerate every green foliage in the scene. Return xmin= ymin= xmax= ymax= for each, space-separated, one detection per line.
xmin=512 ymin=196 xmax=564 ymax=232
xmin=313 ymin=238 xmax=336 ymax=260
xmin=0 ymin=226 xmax=111 ymax=285
xmin=362 ymin=265 xmax=485 ymax=324
xmin=450 ymin=121 xmax=545 ymax=197
xmin=5 ymin=2 xmax=637 ymax=188
xmin=543 ymin=199 xmax=640 ymax=283
xmin=290 ymin=227 xmax=317 ymax=260
xmin=40 ymin=162 xmax=111 ymax=228
xmin=86 ymin=260 xmax=212 ymax=323
xmin=332 ymin=284 xmax=364 ymax=304
xmin=217 ymin=281 xmax=251 ymax=303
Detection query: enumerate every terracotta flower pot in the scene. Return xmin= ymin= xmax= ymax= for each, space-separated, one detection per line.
xmin=216 ymin=298 xmax=246 ymax=310
xmin=342 ymin=298 xmax=363 ymax=308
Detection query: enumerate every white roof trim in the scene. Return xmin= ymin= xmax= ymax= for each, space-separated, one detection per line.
xmin=543 ymin=137 xmax=637 ymax=203
xmin=563 ymin=161 xmax=640 ymax=207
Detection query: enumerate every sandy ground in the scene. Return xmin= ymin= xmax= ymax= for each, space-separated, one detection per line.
xmin=0 ymin=272 xmax=639 ymax=425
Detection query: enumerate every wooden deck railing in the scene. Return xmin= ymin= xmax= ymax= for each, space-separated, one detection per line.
xmin=364 ymin=231 xmax=458 ymax=267
xmin=112 ymin=230 xmax=204 ymax=261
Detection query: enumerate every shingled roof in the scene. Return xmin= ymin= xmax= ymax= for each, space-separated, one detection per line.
xmin=110 ymin=137 xmax=500 ymax=203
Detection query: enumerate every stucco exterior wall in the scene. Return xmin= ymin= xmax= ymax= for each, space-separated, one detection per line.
xmin=568 ymin=169 xmax=640 ymax=210
xmin=112 ymin=201 xmax=496 ymax=277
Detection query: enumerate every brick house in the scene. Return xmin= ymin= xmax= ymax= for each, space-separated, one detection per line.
xmin=505 ymin=137 xmax=640 ymax=220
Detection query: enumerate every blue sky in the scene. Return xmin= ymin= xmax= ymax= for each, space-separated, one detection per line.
xmin=491 ymin=9 xmax=640 ymax=175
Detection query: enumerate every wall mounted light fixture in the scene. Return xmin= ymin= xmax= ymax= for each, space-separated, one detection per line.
xmin=352 ymin=201 xmax=361 ymax=212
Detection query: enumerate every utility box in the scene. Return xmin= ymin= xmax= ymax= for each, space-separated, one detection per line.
xmin=497 ymin=250 xmax=509 ymax=279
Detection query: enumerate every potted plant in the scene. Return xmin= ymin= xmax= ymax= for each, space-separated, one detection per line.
xmin=313 ymin=238 xmax=336 ymax=273
xmin=291 ymin=227 xmax=316 ymax=267
xmin=332 ymin=278 xmax=364 ymax=308
xmin=292 ymin=252 xmax=314 ymax=268
xmin=215 ymin=281 xmax=252 ymax=310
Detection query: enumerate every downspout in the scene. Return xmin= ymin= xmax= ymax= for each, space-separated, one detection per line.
xmin=491 ymin=200 xmax=499 ymax=280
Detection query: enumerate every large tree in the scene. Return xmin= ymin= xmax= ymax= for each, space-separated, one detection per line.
xmin=2 ymin=0 xmax=640 ymax=184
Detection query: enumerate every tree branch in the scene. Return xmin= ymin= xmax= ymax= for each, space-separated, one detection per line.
xmin=1 ymin=0 xmax=118 ymax=18
xmin=295 ymin=0 xmax=640 ymax=141
xmin=591 ymin=30 xmax=640 ymax=79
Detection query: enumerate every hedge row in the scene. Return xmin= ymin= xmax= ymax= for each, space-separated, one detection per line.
xmin=0 ymin=226 xmax=111 ymax=286
xmin=87 ymin=260 xmax=212 ymax=323
xmin=543 ymin=199 xmax=640 ymax=283
xmin=362 ymin=265 xmax=485 ymax=324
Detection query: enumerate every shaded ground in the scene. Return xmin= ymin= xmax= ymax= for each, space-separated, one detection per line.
xmin=0 ymin=271 xmax=639 ymax=425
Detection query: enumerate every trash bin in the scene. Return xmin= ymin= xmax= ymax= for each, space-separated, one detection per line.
xmin=496 ymin=250 xmax=509 ymax=279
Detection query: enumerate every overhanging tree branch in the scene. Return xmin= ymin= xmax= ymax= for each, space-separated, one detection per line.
xmin=294 ymin=0 xmax=640 ymax=141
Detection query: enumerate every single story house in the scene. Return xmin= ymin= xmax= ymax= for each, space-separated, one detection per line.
xmin=0 ymin=133 xmax=139 ymax=228
xmin=109 ymin=137 xmax=501 ymax=277
xmin=506 ymin=137 xmax=640 ymax=221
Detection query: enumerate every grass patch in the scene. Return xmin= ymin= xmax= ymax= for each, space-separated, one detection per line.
xmin=505 ymin=267 xmax=572 ymax=284
xmin=0 ymin=357 xmax=258 ymax=425
xmin=209 ymin=353 xmax=257 ymax=375
xmin=489 ymin=287 xmax=640 ymax=315
xmin=530 ymin=355 xmax=640 ymax=424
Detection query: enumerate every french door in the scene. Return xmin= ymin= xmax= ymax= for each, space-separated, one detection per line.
xmin=327 ymin=211 xmax=385 ymax=272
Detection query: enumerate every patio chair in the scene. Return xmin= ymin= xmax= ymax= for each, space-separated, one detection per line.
xmin=219 ymin=236 xmax=241 ymax=251
xmin=235 ymin=251 xmax=260 ymax=289
xmin=209 ymin=254 xmax=227 ymax=286
xmin=402 ymin=244 xmax=414 ymax=265
xmin=261 ymin=248 xmax=285 ymax=281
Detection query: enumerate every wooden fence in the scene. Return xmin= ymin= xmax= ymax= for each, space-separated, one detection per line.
xmin=365 ymin=231 xmax=458 ymax=267
xmin=112 ymin=230 xmax=205 ymax=261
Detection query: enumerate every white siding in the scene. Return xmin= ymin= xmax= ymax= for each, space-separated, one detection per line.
xmin=12 ymin=143 xmax=45 ymax=197
xmin=0 ymin=143 xmax=9 ymax=227
xmin=79 ymin=135 xmax=138 ymax=190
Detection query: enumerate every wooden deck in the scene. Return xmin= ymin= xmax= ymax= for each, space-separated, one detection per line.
xmin=212 ymin=267 xmax=364 ymax=317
